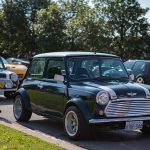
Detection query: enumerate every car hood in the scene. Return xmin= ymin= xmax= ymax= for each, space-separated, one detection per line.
xmin=5 ymin=64 xmax=27 ymax=70
xmin=73 ymin=81 xmax=150 ymax=99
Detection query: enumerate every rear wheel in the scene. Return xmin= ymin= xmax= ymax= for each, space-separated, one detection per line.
xmin=136 ymin=77 xmax=144 ymax=84
xmin=13 ymin=95 xmax=32 ymax=122
xmin=64 ymin=106 xmax=89 ymax=140
xmin=4 ymin=91 xmax=15 ymax=99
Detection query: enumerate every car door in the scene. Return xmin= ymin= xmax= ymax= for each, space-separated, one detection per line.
xmin=24 ymin=57 xmax=66 ymax=118
xmin=38 ymin=58 xmax=66 ymax=118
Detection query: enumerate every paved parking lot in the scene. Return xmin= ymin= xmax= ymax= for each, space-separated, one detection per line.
xmin=1 ymin=95 xmax=150 ymax=150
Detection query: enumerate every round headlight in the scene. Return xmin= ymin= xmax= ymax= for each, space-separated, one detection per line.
xmin=96 ymin=91 xmax=109 ymax=105
xmin=5 ymin=82 xmax=13 ymax=88
xmin=10 ymin=73 xmax=18 ymax=82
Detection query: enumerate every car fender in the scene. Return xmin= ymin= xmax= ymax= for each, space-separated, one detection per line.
xmin=14 ymin=88 xmax=31 ymax=111
xmin=64 ymin=98 xmax=92 ymax=123
xmin=135 ymin=74 xmax=143 ymax=78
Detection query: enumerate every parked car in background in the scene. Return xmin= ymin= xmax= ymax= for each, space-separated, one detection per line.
xmin=1 ymin=57 xmax=27 ymax=81
xmin=0 ymin=57 xmax=19 ymax=98
xmin=7 ymin=58 xmax=30 ymax=67
xmin=13 ymin=52 xmax=150 ymax=140
xmin=124 ymin=60 xmax=150 ymax=84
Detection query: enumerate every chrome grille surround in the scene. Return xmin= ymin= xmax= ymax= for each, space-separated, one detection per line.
xmin=105 ymin=98 xmax=150 ymax=117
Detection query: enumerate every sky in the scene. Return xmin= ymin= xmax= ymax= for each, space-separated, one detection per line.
xmin=138 ymin=0 xmax=150 ymax=22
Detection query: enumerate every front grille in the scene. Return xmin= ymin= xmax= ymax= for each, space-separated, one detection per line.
xmin=0 ymin=73 xmax=6 ymax=78
xmin=105 ymin=98 xmax=150 ymax=117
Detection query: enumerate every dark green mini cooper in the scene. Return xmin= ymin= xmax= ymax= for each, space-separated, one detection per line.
xmin=13 ymin=52 xmax=150 ymax=139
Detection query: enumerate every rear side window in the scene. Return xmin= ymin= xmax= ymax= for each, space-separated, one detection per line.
xmin=28 ymin=58 xmax=46 ymax=79
xmin=133 ymin=61 xmax=145 ymax=73
xmin=124 ymin=61 xmax=134 ymax=70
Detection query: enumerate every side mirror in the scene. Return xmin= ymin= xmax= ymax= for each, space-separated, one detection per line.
xmin=54 ymin=74 xmax=64 ymax=82
xmin=129 ymin=74 xmax=135 ymax=81
xmin=5 ymin=66 xmax=10 ymax=70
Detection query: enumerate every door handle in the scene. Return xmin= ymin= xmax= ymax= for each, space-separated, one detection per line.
xmin=37 ymin=84 xmax=43 ymax=89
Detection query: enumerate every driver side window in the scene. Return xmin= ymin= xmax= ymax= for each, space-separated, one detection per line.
xmin=44 ymin=59 xmax=65 ymax=80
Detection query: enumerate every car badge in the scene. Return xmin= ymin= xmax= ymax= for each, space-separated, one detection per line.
xmin=127 ymin=92 xmax=137 ymax=97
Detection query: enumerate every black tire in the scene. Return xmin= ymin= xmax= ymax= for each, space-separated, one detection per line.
xmin=4 ymin=91 xmax=15 ymax=99
xmin=13 ymin=95 xmax=32 ymax=122
xmin=64 ymin=106 xmax=89 ymax=140
xmin=140 ymin=124 xmax=150 ymax=134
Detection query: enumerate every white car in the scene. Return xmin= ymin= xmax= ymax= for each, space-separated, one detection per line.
xmin=0 ymin=57 xmax=19 ymax=98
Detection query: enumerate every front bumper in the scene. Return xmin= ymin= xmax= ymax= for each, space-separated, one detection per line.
xmin=0 ymin=88 xmax=17 ymax=92
xmin=89 ymin=116 xmax=150 ymax=124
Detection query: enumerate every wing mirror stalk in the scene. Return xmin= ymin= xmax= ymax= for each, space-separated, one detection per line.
xmin=129 ymin=74 xmax=135 ymax=82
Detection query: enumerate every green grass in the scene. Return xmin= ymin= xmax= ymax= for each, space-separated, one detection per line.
xmin=0 ymin=124 xmax=64 ymax=150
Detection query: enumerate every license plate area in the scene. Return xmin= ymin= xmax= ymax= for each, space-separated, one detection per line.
xmin=125 ymin=121 xmax=143 ymax=131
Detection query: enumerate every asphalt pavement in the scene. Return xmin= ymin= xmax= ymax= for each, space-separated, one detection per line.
xmin=1 ymin=94 xmax=150 ymax=150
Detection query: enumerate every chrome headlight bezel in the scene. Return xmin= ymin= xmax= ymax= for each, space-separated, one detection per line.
xmin=10 ymin=73 xmax=18 ymax=82
xmin=96 ymin=91 xmax=110 ymax=105
xmin=5 ymin=81 xmax=13 ymax=88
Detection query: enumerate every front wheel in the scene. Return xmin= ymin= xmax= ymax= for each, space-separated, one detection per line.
xmin=64 ymin=106 xmax=89 ymax=140
xmin=13 ymin=95 xmax=32 ymax=122
xmin=4 ymin=91 xmax=15 ymax=99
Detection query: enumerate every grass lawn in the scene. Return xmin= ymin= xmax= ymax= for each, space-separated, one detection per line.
xmin=0 ymin=124 xmax=64 ymax=150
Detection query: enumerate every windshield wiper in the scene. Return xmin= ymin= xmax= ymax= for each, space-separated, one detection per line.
xmin=93 ymin=76 xmax=129 ymax=81
xmin=93 ymin=76 xmax=116 ymax=81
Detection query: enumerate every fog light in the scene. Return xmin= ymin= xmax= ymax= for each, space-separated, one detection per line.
xmin=99 ymin=110 xmax=104 ymax=115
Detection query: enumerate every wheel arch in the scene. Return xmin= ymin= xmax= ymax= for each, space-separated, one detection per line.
xmin=64 ymin=98 xmax=92 ymax=123
xmin=14 ymin=88 xmax=31 ymax=111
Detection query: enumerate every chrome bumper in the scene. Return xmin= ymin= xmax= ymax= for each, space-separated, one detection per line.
xmin=89 ymin=116 xmax=150 ymax=124
xmin=0 ymin=88 xmax=17 ymax=92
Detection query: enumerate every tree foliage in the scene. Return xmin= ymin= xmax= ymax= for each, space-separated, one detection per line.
xmin=34 ymin=2 xmax=67 ymax=52
xmin=0 ymin=0 xmax=149 ymax=60
xmin=0 ymin=0 xmax=32 ymax=56
xmin=94 ymin=0 xmax=150 ymax=59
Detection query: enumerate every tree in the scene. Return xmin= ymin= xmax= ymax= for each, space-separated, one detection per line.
xmin=94 ymin=0 xmax=150 ymax=59
xmin=13 ymin=0 xmax=51 ymax=52
xmin=59 ymin=0 xmax=110 ymax=52
xmin=34 ymin=2 xmax=67 ymax=53
xmin=0 ymin=0 xmax=32 ymax=57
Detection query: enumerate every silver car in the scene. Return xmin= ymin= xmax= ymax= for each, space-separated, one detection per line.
xmin=0 ymin=57 xmax=19 ymax=98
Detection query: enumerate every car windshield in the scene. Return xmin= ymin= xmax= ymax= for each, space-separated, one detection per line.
xmin=1 ymin=57 xmax=8 ymax=64
xmin=0 ymin=58 xmax=5 ymax=69
xmin=67 ymin=57 xmax=129 ymax=81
